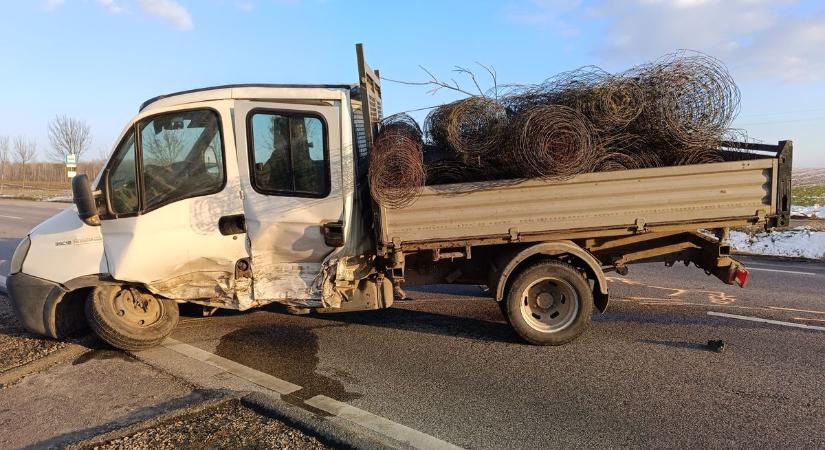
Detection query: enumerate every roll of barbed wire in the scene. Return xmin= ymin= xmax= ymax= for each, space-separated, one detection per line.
xmin=592 ymin=152 xmax=643 ymax=172
xmin=627 ymin=50 xmax=740 ymax=152
xmin=424 ymin=101 xmax=459 ymax=151
xmin=506 ymin=105 xmax=599 ymax=180
xmin=369 ymin=114 xmax=425 ymax=208
xmin=672 ymin=147 xmax=725 ymax=166
xmin=586 ymin=76 xmax=645 ymax=131
xmin=445 ymin=96 xmax=509 ymax=163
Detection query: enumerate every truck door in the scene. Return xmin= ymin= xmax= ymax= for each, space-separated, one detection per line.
xmin=99 ymin=104 xmax=249 ymax=303
xmin=233 ymin=100 xmax=344 ymax=305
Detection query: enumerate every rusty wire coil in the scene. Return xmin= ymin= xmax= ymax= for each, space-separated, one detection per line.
xmin=424 ymin=101 xmax=458 ymax=150
xmin=445 ymin=97 xmax=509 ymax=162
xmin=369 ymin=114 xmax=425 ymax=208
xmin=383 ymin=51 xmax=748 ymax=192
xmin=627 ymin=51 xmax=740 ymax=152
xmin=506 ymin=105 xmax=599 ymax=180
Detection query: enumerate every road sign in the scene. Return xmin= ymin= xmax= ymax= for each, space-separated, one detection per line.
xmin=66 ymin=153 xmax=77 ymax=165
xmin=67 ymin=170 xmax=77 ymax=178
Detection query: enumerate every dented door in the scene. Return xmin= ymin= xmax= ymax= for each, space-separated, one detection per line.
xmin=100 ymin=102 xmax=249 ymax=305
xmin=233 ymin=100 xmax=344 ymax=306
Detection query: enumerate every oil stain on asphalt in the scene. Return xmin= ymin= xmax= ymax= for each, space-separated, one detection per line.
xmin=214 ymin=321 xmax=362 ymax=408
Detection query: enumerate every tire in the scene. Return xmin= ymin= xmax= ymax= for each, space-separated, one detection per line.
xmin=85 ymin=285 xmax=179 ymax=351
xmin=505 ymin=260 xmax=593 ymax=345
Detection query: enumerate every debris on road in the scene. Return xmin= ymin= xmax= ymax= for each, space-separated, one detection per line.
xmin=730 ymin=227 xmax=825 ymax=260
xmin=706 ymin=339 xmax=726 ymax=353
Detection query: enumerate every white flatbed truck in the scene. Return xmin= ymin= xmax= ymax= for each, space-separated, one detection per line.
xmin=8 ymin=44 xmax=792 ymax=349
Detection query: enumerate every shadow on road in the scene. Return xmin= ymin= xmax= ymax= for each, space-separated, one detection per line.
xmin=316 ymin=306 xmax=520 ymax=344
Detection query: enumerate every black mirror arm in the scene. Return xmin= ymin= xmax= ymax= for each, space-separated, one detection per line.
xmin=101 ymin=169 xmax=114 ymax=218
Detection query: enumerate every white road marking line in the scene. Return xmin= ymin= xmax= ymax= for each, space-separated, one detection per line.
xmin=163 ymin=338 xmax=465 ymax=449
xmin=747 ymin=267 xmax=817 ymax=276
xmin=768 ymin=306 xmax=825 ymax=315
xmin=0 ymin=214 xmax=23 ymax=220
xmin=163 ymin=338 xmax=301 ymax=395
xmin=0 ymin=274 xmax=6 ymax=293
xmin=305 ymin=395 xmax=464 ymax=450
xmin=707 ymin=311 xmax=825 ymax=331
xmin=792 ymin=317 xmax=825 ymax=323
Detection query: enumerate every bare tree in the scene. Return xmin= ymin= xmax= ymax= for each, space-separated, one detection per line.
xmin=47 ymin=115 xmax=92 ymax=162
xmin=143 ymin=131 xmax=184 ymax=165
xmin=14 ymin=135 xmax=37 ymax=164
xmin=0 ymin=135 xmax=9 ymax=189
xmin=13 ymin=136 xmax=37 ymax=189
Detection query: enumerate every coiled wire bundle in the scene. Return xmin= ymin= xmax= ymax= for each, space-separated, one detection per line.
xmin=371 ymin=51 xmax=750 ymax=207
xmin=506 ymin=105 xmax=599 ymax=180
xmin=368 ymin=114 xmax=425 ymax=208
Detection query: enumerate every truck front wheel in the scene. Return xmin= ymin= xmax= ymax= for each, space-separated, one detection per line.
xmin=85 ymin=285 xmax=179 ymax=351
xmin=505 ymin=260 xmax=593 ymax=345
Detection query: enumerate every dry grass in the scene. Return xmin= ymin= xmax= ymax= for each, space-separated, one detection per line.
xmin=793 ymin=168 xmax=825 ymax=187
xmin=0 ymin=181 xmax=72 ymax=201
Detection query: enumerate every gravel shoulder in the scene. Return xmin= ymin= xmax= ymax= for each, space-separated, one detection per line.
xmin=74 ymin=397 xmax=329 ymax=450
xmin=0 ymin=293 xmax=75 ymax=375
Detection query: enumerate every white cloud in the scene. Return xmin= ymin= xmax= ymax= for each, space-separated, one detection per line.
xmin=513 ymin=0 xmax=825 ymax=82
xmin=41 ymin=0 xmax=66 ymax=11
xmin=506 ymin=0 xmax=583 ymax=36
xmin=97 ymin=0 xmax=124 ymax=14
xmin=137 ymin=0 xmax=193 ymax=30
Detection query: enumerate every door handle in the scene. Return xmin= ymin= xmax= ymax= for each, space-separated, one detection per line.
xmin=219 ymin=214 xmax=246 ymax=235
xmin=322 ymin=221 xmax=344 ymax=247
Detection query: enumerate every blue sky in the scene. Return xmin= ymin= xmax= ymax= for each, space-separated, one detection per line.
xmin=1 ymin=0 xmax=824 ymax=167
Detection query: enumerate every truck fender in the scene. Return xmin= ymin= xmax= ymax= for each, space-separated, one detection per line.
xmin=45 ymin=275 xmax=118 ymax=338
xmin=493 ymin=241 xmax=609 ymax=313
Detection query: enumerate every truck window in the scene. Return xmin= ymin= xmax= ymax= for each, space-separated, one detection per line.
xmin=139 ymin=109 xmax=225 ymax=210
xmin=108 ymin=131 xmax=139 ymax=215
xmin=248 ymin=111 xmax=329 ymax=198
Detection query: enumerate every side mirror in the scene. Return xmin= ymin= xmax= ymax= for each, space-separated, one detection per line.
xmin=72 ymin=174 xmax=101 ymax=226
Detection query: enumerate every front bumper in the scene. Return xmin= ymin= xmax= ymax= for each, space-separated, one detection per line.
xmin=7 ymin=272 xmax=70 ymax=338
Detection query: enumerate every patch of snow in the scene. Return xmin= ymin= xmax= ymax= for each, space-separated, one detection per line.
xmin=730 ymin=226 xmax=825 ymax=260
xmin=45 ymin=195 xmax=73 ymax=203
xmin=791 ymin=204 xmax=825 ymax=219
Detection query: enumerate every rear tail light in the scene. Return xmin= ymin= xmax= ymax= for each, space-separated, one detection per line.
xmin=733 ymin=268 xmax=749 ymax=288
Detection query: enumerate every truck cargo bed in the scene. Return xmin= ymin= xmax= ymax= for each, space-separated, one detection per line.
xmin=378 ymin=143 xmax=791 ymax=252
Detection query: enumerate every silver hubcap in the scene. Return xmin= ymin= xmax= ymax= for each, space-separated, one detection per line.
xmin=520 ymin=277 xmax=579 ymax=333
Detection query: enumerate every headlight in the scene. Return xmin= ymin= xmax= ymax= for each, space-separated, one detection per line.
xmin=10 ymin=236 xmax=31 ymax=274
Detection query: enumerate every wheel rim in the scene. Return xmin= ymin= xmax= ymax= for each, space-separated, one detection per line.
xmin=519 ymin=276 xmax=579 ymax=333
xmin=110 ymin=288 xmax=163 ymax=328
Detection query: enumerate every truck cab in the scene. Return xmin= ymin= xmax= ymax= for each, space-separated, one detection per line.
xmin=8 ymin=79 xmax=394 ymax=349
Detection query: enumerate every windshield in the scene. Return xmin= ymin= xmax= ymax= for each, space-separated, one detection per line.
xmin=140 ymin=109 xmax=224 ymax=209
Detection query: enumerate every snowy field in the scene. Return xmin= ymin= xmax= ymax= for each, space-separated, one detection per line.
xmin=731 ymin=227 xmax=825 ymax=260
xmin=791 ymin=204 xmax=825 ymax=219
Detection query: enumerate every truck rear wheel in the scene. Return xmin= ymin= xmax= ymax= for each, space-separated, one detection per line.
xmin=505 ymin=260 xmax=593 ymax=345
xmin=85 ymin=285 xmax=179 ymax=351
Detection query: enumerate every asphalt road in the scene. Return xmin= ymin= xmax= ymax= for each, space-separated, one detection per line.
xmin=2 ymin=199 xmax=824 ymax=448
xmin=0 ymin=198 xmax=68 ymax=276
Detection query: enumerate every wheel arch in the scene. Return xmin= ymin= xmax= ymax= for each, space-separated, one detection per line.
xmin=493 ymin=241 xmax=609 ymax=313
xmin=44 ymin=274 xmax=120 ymax=338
